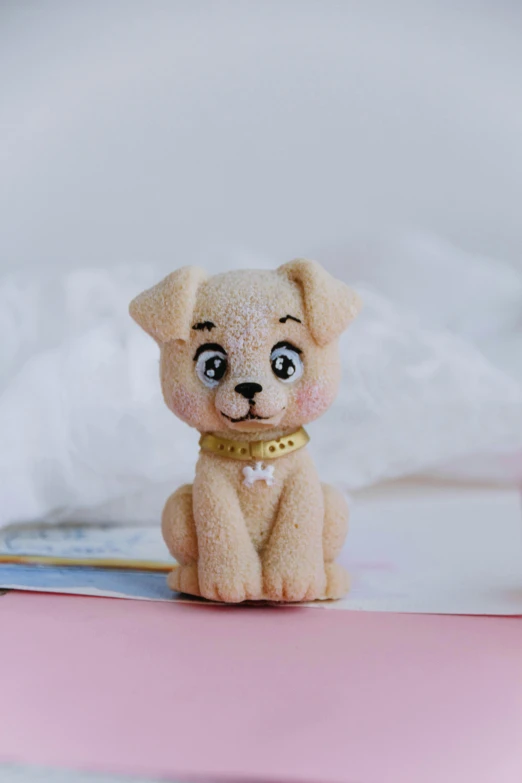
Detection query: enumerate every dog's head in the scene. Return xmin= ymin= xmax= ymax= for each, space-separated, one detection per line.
xmin=130 ymin=260 xmax=361 ymax=435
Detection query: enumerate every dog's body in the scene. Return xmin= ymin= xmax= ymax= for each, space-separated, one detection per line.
xmin=130 ymin=260 xmax=361 ymax=603
xmin=162 ymin=447 xmax=349 ymax=602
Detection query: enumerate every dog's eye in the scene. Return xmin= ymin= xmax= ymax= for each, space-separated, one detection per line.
xmin=195 ymin=349 xmax=228 ymax=388
xmin=270 ymin=343 xmax=303 ymax=384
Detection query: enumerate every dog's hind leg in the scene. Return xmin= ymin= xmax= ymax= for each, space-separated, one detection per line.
xmin=162 ymin=484 xmax=201 ymax=597
xmin=162 ymin=484 xmax=198 ymax=563
xmin=322 ymin=483 xmax=350 ymax=599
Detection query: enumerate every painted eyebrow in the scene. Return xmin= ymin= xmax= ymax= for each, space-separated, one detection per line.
xmin=279 ymin=314 xmax=302 ymax=324
xmin=193 ymin=342 xmax=228 ymax=361
xmin=271 ymin=340 xmax=302 ymax=355
xmin=192 ymin=321 xmax=215 ymax=331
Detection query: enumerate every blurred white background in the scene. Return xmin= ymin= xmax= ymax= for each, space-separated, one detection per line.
xmin=1 ymin=0 xmax=521 ymax=526
xmin=2 ymin=0 xmax=522 ymax=267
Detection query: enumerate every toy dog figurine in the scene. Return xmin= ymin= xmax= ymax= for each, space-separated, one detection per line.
xmin=130 ymin=259 xmax=361 ymax=603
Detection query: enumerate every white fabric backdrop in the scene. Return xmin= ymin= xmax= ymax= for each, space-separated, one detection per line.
xmin=1 ymin=235 xmax=521 ymax=527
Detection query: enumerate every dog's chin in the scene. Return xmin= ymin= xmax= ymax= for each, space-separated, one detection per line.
xmin=227 ymin=419 xmax=280 ymax=433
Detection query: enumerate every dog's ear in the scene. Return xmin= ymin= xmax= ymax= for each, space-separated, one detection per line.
xmin=129 ymin=266 xmax=207 ymax=343
xmin=277 ymin=258 xmax=362 ymax=346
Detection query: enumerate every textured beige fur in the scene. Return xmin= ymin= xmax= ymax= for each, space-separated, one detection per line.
xmin=130 ymin=259 xmax=361 ymax=602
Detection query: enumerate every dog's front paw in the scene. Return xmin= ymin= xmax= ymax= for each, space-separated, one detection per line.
xmin=263 ymin=559 xmax=326 ymax=603
xmin=199 ymin=560 xmax=262 ymax=603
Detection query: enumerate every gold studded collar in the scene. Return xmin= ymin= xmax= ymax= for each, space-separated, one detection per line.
xmin=199 ymin=427 xmax=309 ymax=461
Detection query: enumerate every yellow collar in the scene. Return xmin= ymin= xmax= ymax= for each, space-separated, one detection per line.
xmin=199 ymin=427 xmax=309 ymax=461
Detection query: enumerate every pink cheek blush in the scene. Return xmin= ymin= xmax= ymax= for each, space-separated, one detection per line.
xmin=296 ymin=381 xmax=332 ymax=419
xmin=170 ymin=385 xmax=206 ymax=423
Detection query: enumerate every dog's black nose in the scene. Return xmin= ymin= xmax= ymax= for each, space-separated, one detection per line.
xmin=235 ymin=382 xmax=263 ymax=399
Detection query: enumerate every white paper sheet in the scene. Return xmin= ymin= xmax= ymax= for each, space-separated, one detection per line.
xmin=1 ymin=484 xmax=521 ymax=615
xmin=0 ymin=766 xmax=169 ymax=783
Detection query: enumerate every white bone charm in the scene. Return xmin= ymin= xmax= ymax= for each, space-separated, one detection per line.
xmin=242 ymin=461 xmax=275 ymax=488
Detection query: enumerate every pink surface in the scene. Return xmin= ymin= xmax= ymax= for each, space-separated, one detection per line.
xmin=1 ymin=592 xmax=521 ymax=783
